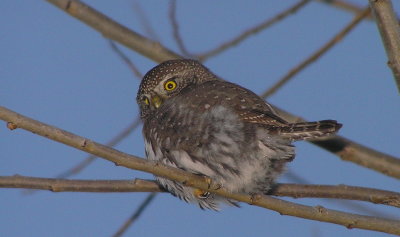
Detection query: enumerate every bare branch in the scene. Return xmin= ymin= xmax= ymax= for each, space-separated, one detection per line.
xmin=109 ymin=41 xmax=143 ymax=78
xmin=169 ymin=0 xmax=192 ymax=57
xmin=0 ymin=175 xmax=161 ymax=192
xmin=0 ymin=106 xmax=400 ymax=235
xmin=46 ymin=0 xmax=181 ymax=62
xmin=112 ymin=193 xmax=157 ymax=237
xmin=284 ymin=171 xmax=396 ymax=218
xmin=2 ymin=175 xmax=399 ymax=208
xmin=261 ymin=7 xmax=371 ymax=98
xmin=272 ymin=183 xmax=400 ymax=208
xmin=312 ymin=136 xmax=400 ymax=179
xmin=55 ymin=156 xmax=96 ymax=179
xmin=132 ymin=0 xmax=160 ymax=41
xmin=55 ymin=117 xmax=141 ymax=179
xmin=197 ymin=0 xmax=311 ymax=61
xmin=244 ymin=194 xmax=400 ymax=235
xmin=316 ymin=0 xmax=374 ymax=20
xmin=274 ymin=107 xmax=400 ymax=179
xmin=369 ymin=0 xmax=400 ymax=92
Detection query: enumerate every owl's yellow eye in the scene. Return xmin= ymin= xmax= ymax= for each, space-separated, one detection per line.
xmin=143 ymin=97 xmax=150 ymax=105
xmin=164 ymin=80 xmax=177 ymax=91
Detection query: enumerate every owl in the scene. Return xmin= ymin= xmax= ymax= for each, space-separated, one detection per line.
xmin=136 ymin=59 xmax=341 ymax=210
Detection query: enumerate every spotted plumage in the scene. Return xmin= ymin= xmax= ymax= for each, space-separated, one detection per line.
xmin=137 ymin=59 xmax=342 ymax=210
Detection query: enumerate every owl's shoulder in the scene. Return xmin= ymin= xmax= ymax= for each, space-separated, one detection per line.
xmin=178 ymin=80 xmax=265 ymax=108
xmin=184 ymin=80 xmax=288 ymax=126
xmin=149 ymin=79 xmax=288 ymax=129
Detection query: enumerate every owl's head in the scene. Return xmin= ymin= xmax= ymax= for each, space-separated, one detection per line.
xmin=137 ymin=59 xmax=218 ymax=118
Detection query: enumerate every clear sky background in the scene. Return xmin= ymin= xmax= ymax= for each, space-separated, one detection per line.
xmin=1 ymin=1 xmax=400 ymax=237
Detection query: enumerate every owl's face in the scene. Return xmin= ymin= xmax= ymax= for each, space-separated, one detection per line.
xmin=137 ymin=59 xmax=217 ymax=118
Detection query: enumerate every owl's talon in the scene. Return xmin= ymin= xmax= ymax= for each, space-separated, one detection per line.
xmin=201 ymin=175 xmax=221 ymax=190
xmin=203 ymin=176 xmax=212 ymax=189
xmin=212 ymin=183 xmax=222 ymax=190
xmin=193 ymin=189 xmax=210 ymax=199
xmin=250 ymin=193 xmax=262 ymax=205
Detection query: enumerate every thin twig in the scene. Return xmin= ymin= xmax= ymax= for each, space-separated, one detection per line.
xmin=312 ymin=136 xmax=400 ymax=179
xmin=132 ymin=0 xmax=160 ymax=41
xmin=169 ymin=0 xmax=192 ymax=57
xmin=316 ymin=0 xmax=375 ymax=20
xmin=274 ymin=107 xmax=400 ymax=179
xmin=112 ymin=193 xmax=157 ymax=237
xmin=46 ymin=0 xmax=181 ymax=62
xmin=261 ymin=7 xmax=371 ymax=99
xmin=1 ymin=108 xmax=400 ymax=234
xmin=2 ymin=175 xmax=400 ymax=209
xmin=109 ymin=41 xmax=143 ymax=78
xmin=196 ymin=0 xmax=311 ymax=61
xmin=369 ymin=0 xmax=400 ymax=93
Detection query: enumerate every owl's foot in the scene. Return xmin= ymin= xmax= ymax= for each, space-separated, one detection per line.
xmin=202 ymin=175 xmax=222 ymax=190
xmin=193 ymin=175 xmax=222 ymax=199
xmin=193 ymin=189 xmax=210 ymax=199
xmin=249 ymin=193 xmax=263 ymax=205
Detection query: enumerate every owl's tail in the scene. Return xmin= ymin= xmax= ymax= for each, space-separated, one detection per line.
xmin=271 ymin=120 xmax=342 ymax=141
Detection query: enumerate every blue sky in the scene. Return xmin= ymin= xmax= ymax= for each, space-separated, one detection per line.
xmin=1 ymin=1 xmax=399 ymax=236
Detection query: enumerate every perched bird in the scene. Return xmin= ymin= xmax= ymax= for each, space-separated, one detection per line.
xmin=137 ymin=59 xmax=341 ymax=210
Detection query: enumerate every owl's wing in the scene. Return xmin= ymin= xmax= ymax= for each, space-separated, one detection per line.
xmin=236 ymin=102 xmax=341 ymax=140
xmin=197 ymin=81 xmax=291 ymax=126
xmin=238 ymin=108 xmax=289 ymax=126
xmin=240 ymin=108 xmax=341 ymax=140
xmin=176 ymin=80 xmax=341 ymax=140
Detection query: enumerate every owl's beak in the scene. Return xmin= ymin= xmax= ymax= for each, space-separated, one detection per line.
xmin=151 ymin=95 xmax=163 ymax=109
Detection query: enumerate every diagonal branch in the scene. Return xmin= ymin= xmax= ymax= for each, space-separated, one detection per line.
xmin=274 ymin=107 xmax=400 ymax=179
xmin=316 ymin=0 xmax=374 ymax=20
xmin=112 ymin=193 xmax=157 ymax=237
xmin=169 ymin=0 xmax=192 ymax=57
xmin=46 ymin=0 xmax=181 ymax=62
xmin=261 ymin=7 xmax=371 ymax=98
xmin=369 ymin=0 xmax=400 ymax=93
xmin=109 ymin=41 xmax=143 ymax=78
xmin=132 ymin=0 xmax=160 ymax=42
xmin=1 ymin=175 xmax=399 ymax=208
xmin=317 ymin=0 xmax=400 ymax=23
xmin=55 ymin=117 xmax=141 ymax=179
xmin=1 ymin=107 xmax=400 ymax=234
xmin=196 ymin=0 xmax=311 ymax=61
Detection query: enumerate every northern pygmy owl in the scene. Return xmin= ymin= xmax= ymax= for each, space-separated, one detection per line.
xmin=137 ymin=59 xmax=341 ymax=210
